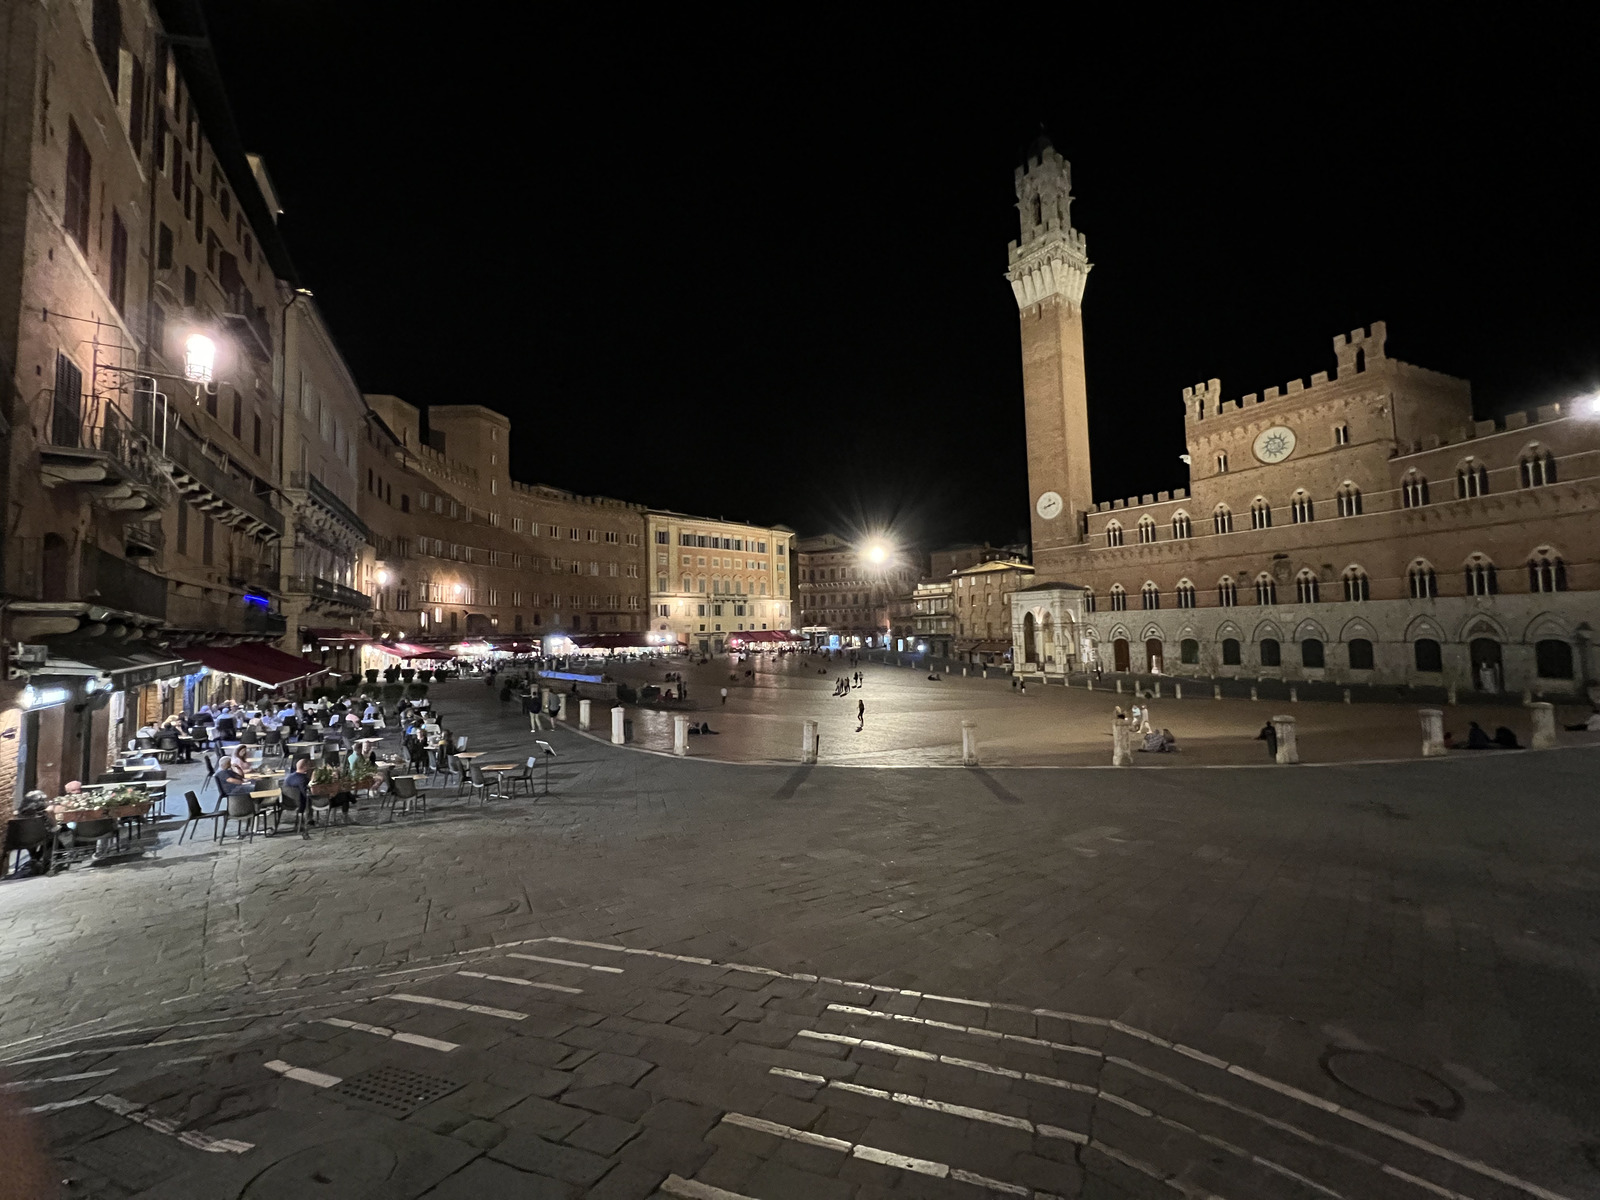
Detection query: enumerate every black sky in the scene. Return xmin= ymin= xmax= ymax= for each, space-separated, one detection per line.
xmin=199 ymin=9 xmax=1599 ymax=551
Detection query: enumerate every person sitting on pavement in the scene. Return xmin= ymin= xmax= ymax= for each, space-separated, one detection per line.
xmin=1139 ymin=728 xmax=1168 ymax=753
xmin=1464 ymin=721 xmax=1494 ymax=749
xmin=1493 ymin=726 xmax=1523 ymax=749
xmin=1563 ymin=709 xmax=1600 ymax=732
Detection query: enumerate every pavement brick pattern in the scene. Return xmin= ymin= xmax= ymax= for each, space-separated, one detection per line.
xmin=0 ymin=680 xmax=1595 ymax=1198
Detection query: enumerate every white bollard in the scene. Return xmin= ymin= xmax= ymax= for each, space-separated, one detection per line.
xmin=961 ymin=720 xmax=978 ymax=766
xmin=1249 ymin=686 xmax=1258 ymax=702
xmin=1343 ymin=688 xmax=1351 ymax=704
xmin=1271 ymin=714 xmax=1299 ymax=764
xmin=1086 ymin=677 xmax=1093 ymax=691
xmin=1112 ymin=721 xmax=1131 ymax=766
xmin=579 ymin=698 xmax=592 ymax=730
xmin=1289 ymin=686 xmax=1298 ymax=703
xmin=802 ymin=719 xmax=818 ymax=764
xmin=1174 ymin=683 xmax=1182 ymax=700
xmin=1420 ymin=708 xmax=1446 ymax=757
xmin=1213 ymin=684 xmax=1222 ymax=700
xmin=1530 ymin=701 xmax=1556 ymax=749
xmin=611 ymin=706 xmax=625 ymax=745
xmin=556 ymin=693 xmax=569 ymax=721
xmin=961 ymin=666 xmax=968 ymax=677
xmin=673 ymin=714 xmax=689 ymax=756
xmin=1115 ymin=679 xmax=1123 ymax=694
xmin=1154 ymin=682 xmax=1162 ymax=699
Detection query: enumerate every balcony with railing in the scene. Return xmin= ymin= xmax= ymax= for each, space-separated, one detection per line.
xmin=158 ymin=420 xmax=285 ymax=540
xmin=36 ymin=390 xmax=163 ymax=511
xmin=286 ymin=574 xmax=373 ymax=612
xmin=80 ymin=543 xmax=167 ymax=620
xmin=288 ymin=471 xmax=371 ymax=542
xmin=165 ymin=589 xmax=287 ymax=639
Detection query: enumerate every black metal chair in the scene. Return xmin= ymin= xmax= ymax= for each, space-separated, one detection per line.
xmin=383 ymin=775 xmax=425 ymax=819
xmin=466 ymin=765 xmax=497 ymax=805
xmin=262 ymin=729 xmax=283 ymax=758
xmin=218 ymin=794 xmax=262 ymax=843
xmin=505 ymin=756 xmax=536 ymax=798
xmin=155 ymin=733 xmax=183 ymax=763
xmin=278 ymin=784 xmax=309 ymax=837
xmin=201 ymin=753 xmax=219 ymax=798
xmin=4 ymin=816 xmax=53 ymax=876
xmin=177 ymin=790 xmax=225 ymax=844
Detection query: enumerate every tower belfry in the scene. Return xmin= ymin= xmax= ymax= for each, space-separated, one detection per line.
xmin=1008 ymin=138 xmax=1093 ymax=567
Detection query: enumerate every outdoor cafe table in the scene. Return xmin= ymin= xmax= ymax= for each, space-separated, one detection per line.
xmin=456 ymin=752 xmax=485 ymax=761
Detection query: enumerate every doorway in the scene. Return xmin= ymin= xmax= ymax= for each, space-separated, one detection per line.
xmin=1022 ymin=612 xmax=1038 ymax=665
xmin=1113 ymin=638 xmax=1130 ymax=672
xmin=1145 ymin=638 xmax=1164 ymax=674
xmin=1470 ymin=638 xmax=1502 ymax=692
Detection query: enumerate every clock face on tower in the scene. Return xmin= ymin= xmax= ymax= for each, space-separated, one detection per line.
xmin=1252 ymin=426 xmax=1296 ymax=464
xmin=1036 ymin=491 xmax=1064 ymax=520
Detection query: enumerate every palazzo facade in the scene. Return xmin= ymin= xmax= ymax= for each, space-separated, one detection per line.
xmin=1009 ymin=140 xmax=1599 ymax=698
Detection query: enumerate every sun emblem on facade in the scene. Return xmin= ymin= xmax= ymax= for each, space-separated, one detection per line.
xmin=1252 ymin=425 xmax=1296 ymax=464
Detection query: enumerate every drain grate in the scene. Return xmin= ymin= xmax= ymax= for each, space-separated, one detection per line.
xmin=332 ymin=1066 xmax=461 ymax=1117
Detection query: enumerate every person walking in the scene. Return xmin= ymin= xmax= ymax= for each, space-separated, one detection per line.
xmin=720 ymin=687 xmax=728 ymax=705
xmin=1256 ymin=721 xmax=1277 ymax=760
xmin=856 ymin=697 xmax=865 ymax=732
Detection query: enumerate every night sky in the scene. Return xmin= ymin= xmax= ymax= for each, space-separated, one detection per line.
xmin=200 ymin=9 xmax=1597 ymax=553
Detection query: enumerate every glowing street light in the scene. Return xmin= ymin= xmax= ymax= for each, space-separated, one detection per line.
xmin=376 ymin=569 xmax=390 ymax=585
xmin=183 ymin=334 xmax=216 ymax=383
xmin=865 ymin=542 xmax=889 ymax=565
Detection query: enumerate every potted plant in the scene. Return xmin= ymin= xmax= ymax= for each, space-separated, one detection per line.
xmin=400 ymin=668 xmax=415 ymax=684
xmin=106 ymin=784 xmax=150 ymax=817
xmin=309 ymin=765 xmax=341 ymax=797
xmin=347 ymin=761 xmax=377 ymax=790
xmin=383 ymin=665 xmax=400 ymax=684
xmin=365 ymin=669 xmax=380 ymax=685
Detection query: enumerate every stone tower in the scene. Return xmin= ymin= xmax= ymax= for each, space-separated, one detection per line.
xmin=1007 ymin=137 xmax=1093 ymax=565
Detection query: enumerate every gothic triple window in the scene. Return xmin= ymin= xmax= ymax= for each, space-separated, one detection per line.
xmin=1250 ymin=498 xmax=1272 ymax=529
xmin=1083 ymin=589 xmax=1096 ymax=614
xmin=1528 ymin=548 xmax=1567 ymax=593
xmin=1408 ymin=561 xmax=1438 ymax=599
xmin=1295 ymin=569 xmax=1320 ymax=604
xmin=1171 ymin=511 xmax=1191 ymax=539
xmin=1464 ymin=554 xmax=1498 ymax=597
xmin=1402 ymin=471 xmax=1429 ymax=507
xmin=1456 ymin=461 xmax=1489 ymax=498
xmin=1290 ymin=491 xmax=1314 ymax=523
xmin=1520 ymin=447 xmax=1557 ymax=488
xmin=1105 ymin=520 xmax=1124 ymax=548
xmin=1176 ymin=580 xmax=1196 ymax=609
xmin=1336 ymin=483 xmax=1362 ymax=517
xmin=1141 ymin=582 xmax=1160 ymax=610
xmin=1138 ymin=515 xmax=1157 ymax=544
xmin=1342 ymin=566 xmax=1370 ymax=602
xmin=1213 ymin=505 xmax=1233 ymax=534
xmin=1109 ymin=584 xmax=1127 ymax=612
xmin=1216 ymin=576 xmax=1237 ymax=607
xmin=1255 ymin=574 xmax=1277 ymax=605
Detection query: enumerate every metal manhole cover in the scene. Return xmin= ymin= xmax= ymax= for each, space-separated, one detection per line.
xmin=332 ymin=1066 xmax=461 ymax=1117
xmin=1320 ymin=1049 xmax=1462 ymax=1118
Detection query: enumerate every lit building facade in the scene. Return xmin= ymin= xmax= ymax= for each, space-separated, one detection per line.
xmin=954 ymin=560 xmax=1034 ymax=662
xmin=1009 ymin=139 xmax=1600 ymax=696
xmin=796 ymin=533 xmax=920 ymax=646
xmin=647 ymin=513 xmax=793 ymax=656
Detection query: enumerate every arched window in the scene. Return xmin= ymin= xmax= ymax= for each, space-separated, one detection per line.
xmin=1333 ymin=422 xmax=1350 ymax=445
xmin=1141 ymin=581 xmax=1160 ymax=610
xmin=1295 ymin=569 xmax=1320 ymax=604
xmin=1216 ymin=452 xmax=1229 ymax=474
xmin=1109 ymin=583 xmax=1127 ymax=612
xmin=1213 ymin=504 xmax=1233 ymax=534
xmin=1250 ymin=498 xmax=1272 ymax=529
xmin=1348 ymin=638 xmax=1374 ymax=670
xmin=1171 ymin=511 xmax=1191 ymax=539
xmin=1342 ymin=566 xmax=1370 ymax=602
xmin=1336 ymin=483 xmax=1362 ymax=517
xmin=1536 ymin=640 xmax=1574 ymax=679
xmin=1176 ymin=579 xmax=1196 ymax=609
xmin=1260 ymin=638 xmax=1282 ymax=667
xmin=1414 ymin=638 xmax=1443 ymax=672
xmin=1138 ymin=515 xmax=1157 ymax=544
xmin=1408 ymin=560 xmax=1437 ymax=599
xmin=1217 ymin=576 xmax=1237 ymax=607
xmin=1301 ymin=639 xmax=1325 ymax=668
xmin=1105 ymin=520 xmax=1124 ymax=548
xmin=1290 ymin=490 xmax=1314 ymax=523
xmin=1402 ymin=471 xmax=1429 ymax=507
xmin=1528 ymin=548 xmax=1567 ymax=593
xmin=1083 ymin=589 xmax=1096 ymax=614
xmin=1180 ymin=638 xmax=1199 ymax=664
xmin=1456 ymin=460 xmax=1489 ymax=498
xmin=1464 ymin=554 xmax=1497 ymax=597
xmin=1221 ymin=638 xmax=1241 ymax=665
xmin=1255 ymin=573 xmax=1277 ymax=605
xmin=1520 ymin=447 xmax=1557 ymax=488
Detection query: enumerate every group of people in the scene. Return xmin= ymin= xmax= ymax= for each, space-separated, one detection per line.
xmin=832 ymin=672 xmax=862 ymax=696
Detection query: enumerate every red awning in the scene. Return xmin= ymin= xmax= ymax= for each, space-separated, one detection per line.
xmin=566 ymin=633 xmax=654 ymax=649
xmin=193 ymin=643 xmax=323 ymax=687
xmin=302 ymin=627 xmax=372 ymax=642
xmin=726 ymin=630 xmax=798 ymax=644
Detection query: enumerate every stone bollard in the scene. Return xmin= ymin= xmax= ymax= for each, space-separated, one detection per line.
xmin=1530 ymin=701 xmax=1556 ymax=749
xmin=556 ymin=693 xmax=569 ymax=721
xmin=1271 ymin=714 xmax=1299 ymax=764
xmin=1111 ymin=720 xmax=1131 ymax=766
xmin=611 ymin=706 xmax=625 ymax=745
xmin=1521 ymin=689 xmax=1533 ymax=706
xmin=1289 ymin=686 xmax=1298 ymax=703
xmin=1249 ymin=686 xmax=1258 ymax=702
xmin=1086 ymin=677 xmax=1094 ymax=691
xmin=673 ymin=714 xmax=689 ymax=757
xmin=1213 ymin=684 xmax=1222 ymax=700
xmin=802 ymin=719 xmax=818 ymax=764
xmin=1115 ymin=679 xmax=1123 ymax=694
xmin=1174 ymin=683 xmax=1182 ymax=700
xmin=1343 ymin=689 xmax=1351 ymax=704
xmin=1420 ymin=708 xmax=1446 ymax=757
xmin=982 ymin=668 xmax=988 ymax=679
xmin=579 ymin=698 xmax=592 ymax=730
xmin=1447 ymin=686 xmax=1457 ymax=706
xmin=961 ymin=666 xmax=968 ymax=677
xmin=961 ymin=720 xmax=978 ymax=766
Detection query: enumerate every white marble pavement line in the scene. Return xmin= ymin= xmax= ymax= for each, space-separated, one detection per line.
xmin=90 ymin=1094 xmax=255 ymax=1153
xmin=315 ymin=1016 xmax=458 ymax=1052
xmin=525 ymin=936 xmax=1577 ymax=1200
xmin=455 ymin=969 xmax=582 ymax=994
xmin=263 ymin=1059 xmax=341 ymax=1088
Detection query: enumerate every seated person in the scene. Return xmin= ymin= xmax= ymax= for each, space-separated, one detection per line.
xmin=1563 ymin=710 xmax=1600 ymax=732
xmin=1139 ymin=728 xmax=1167 ymax=753
xmin=1465 ymin=721 xmax=1494 ymax=749
xmin=213 ymin=757 xmax=253 ymax=796
xmin=1493 ymin=726 xmax=1522 ymax=749
xmin=136 ymin=722 xmax=161 ymax=739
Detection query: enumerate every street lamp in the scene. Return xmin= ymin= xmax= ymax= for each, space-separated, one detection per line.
xmin=183 ymin=334 xmax=216 ymax=383
xmin=376 ymin=569 xmax=390 ymax=585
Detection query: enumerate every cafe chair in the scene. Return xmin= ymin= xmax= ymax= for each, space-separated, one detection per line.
xmin=56 ymin=817 xmax=120 ymax=867
xmin=201 ymin=753 xmax=219 ymax=799
xmin=4 ymin=816 xmax=53 ymax=876
xmin=466 ymin=765 xmax=497 ymax=805
xmin=218 ymin=794 xmax=262 ymax=844
xmin=278 ymin=783 xmax=309 ymax=836
xmin=177 ymin=790 xmax=226 ymax=844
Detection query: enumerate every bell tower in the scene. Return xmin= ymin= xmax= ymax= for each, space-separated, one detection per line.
xmin=1007 ymin=137 xmax=1093 ymax=570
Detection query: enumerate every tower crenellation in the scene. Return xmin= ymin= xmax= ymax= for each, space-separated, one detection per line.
xmin=1006 ymin=141 xmax=1091 ymax=311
